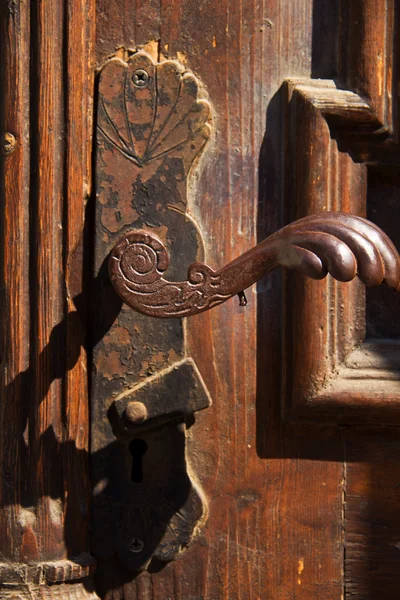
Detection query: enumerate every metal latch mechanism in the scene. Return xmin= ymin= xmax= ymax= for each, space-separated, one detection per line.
xmin=111 ymin=358 xmax=210 ymax=433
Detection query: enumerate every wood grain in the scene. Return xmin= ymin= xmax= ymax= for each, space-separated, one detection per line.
xmin=0 ymin=0 xmax=31 ymax=562
xmin=32 ymin=0 xmax=67 ymax=560
xmin=340 ymin=0 xmax=395 ymax=130
xmin=63 ymin=0 xmax=95 ymax=559
xmin=0 ymin=0 xmax=96 ymax=597
xmin=3 ymin=0 xmax=399 ymax=598
xmin=345 ymin=428 xmax=400 ymax=600
xmin=283 ymin=77 xmax=400 ymax=424
xmin=94 ymin=1 xmax=344 ymax=598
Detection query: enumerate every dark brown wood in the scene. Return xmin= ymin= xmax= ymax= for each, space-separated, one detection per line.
xmin=283 ymin=17 xmax=400 ymax=425
xmin=341 ymin=0 xmax=395 ymax=132
xmin=345 ymin=428 xmax=400 ymax=600
xmin=0 ymin=0 xmax=31 ymax=566
xmin=2 ymin=0 xmax=400 ymax=598
xmin=0 ymin=0 xmax=97 ymax=598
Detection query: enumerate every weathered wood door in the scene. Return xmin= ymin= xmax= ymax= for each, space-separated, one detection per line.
xmin=1 ymin=0 xmax=400 ymax=598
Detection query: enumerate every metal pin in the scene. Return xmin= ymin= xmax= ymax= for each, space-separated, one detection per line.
xmin=238 ymin=291 xmax=247 ymax=307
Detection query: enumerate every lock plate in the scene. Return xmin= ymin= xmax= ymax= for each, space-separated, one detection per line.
xmin=91 ymin=48 xmax=212 ymax=572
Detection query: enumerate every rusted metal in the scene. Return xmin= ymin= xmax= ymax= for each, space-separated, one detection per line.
xmin=124 ymin=401 xmax=148 ymax=424
xmin=92 ymin=49 xmax=213 ymax=573
xmin=112 ymin=358 xmax=211 ymax=433
xmin=109 ymin=212 xmax=400 ymax=317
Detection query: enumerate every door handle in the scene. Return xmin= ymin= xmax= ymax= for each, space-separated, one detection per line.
xmin=109 ymin=211 xmax=400 ymax=318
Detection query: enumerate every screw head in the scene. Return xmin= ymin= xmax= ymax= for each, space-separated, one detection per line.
xmin=129 ymin=537 xmax=144 ymax=553
xmin=132 ymin=69 xmax=149 ymax=88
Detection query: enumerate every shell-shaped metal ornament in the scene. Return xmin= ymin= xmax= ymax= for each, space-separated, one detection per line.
xmin=97 ymin=50 xmax=212 ymax=166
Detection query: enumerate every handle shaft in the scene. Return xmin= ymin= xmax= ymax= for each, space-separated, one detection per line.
xmin=109 ymin=212 xmax=400 ymax=318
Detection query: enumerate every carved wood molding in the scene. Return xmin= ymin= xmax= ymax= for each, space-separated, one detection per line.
xmin=283 ymin=78 xmax=400 ymax=424
xmin=0 ymin=554 xmax=96 ymax=585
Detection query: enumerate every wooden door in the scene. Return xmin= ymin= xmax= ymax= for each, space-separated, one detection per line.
xmin=1 ymin=1 xmax=400 ymax=599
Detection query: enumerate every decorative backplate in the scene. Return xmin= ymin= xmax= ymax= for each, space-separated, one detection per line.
xmin=97 ymin=51 xmax=211 ymax=167
xmin=91 ymin=49 xmax=212 ymax=573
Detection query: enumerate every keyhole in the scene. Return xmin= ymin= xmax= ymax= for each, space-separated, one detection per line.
xmin=129 ymin=439 xmax=148 ymax=483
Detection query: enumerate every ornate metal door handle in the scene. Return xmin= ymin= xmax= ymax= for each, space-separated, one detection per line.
xmin=109 ymin=211 xmax=400 ymax=318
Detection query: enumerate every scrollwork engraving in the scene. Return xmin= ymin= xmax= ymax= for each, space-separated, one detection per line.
xmin=110 ymin=213 xmax=400 ymax=318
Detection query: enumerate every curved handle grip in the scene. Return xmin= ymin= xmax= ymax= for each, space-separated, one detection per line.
xmin=109 ymin=212 xmax=400 ymax=318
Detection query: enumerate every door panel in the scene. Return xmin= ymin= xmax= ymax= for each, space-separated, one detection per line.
xmin=94 ymin=1 xmax=400 ymax=597
xmin=1 ymin=0 xmax=400 ymax=599
xmin=0 ymin=0 xmax=96 ymax=597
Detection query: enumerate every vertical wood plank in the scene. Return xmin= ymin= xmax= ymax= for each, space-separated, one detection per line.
xmin=0 ymin=1 xmax=97 ymax=596
xmin=0 ymin=0 xmax=31 ymax=561
xmin=63 ymin=0 xmax=96 ymax=557
xmin=33 ymin=0 xmax=66 ymax=559
xmin=341 ymin=0 xmax=394 ymax=128
xmin=96 ymin=0 xmax=161 ymax=62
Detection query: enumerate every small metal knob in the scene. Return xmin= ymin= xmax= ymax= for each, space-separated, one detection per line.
xmin=125 ymin=401 xmax=148 ymax=424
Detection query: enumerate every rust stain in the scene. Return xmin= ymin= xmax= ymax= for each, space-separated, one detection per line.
xmin=96 ymin=349 xmax=127 ymax=380
xmin=102 ymin=325 xmax=131 ymax=346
